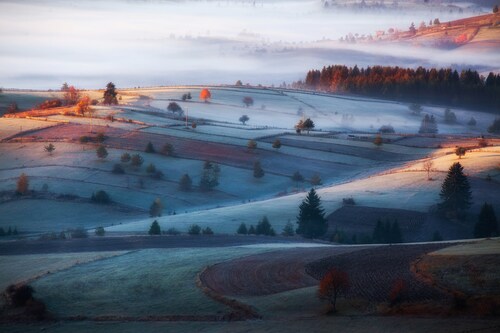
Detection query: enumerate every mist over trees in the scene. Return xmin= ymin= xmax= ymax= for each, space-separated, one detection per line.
xmin=298 ymin=65 xmax=500 ymax=112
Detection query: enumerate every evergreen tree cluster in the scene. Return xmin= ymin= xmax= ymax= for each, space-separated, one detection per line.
xmin=298 ymin=65 xmax=500 ymax=112
xmin=236 ymin=216 xmax=276 ymax=236
xmin=418 ymin=114 xmax=438 ymax=134
xmin=0 ymin=226 xmax=18 ymax=237
xmin=474 ymin=203 xmax=498 ymax=238
xmin=372 ymin=219 xmax=403 ymax=244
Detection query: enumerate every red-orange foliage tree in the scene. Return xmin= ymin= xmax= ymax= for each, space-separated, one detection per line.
xmin=76 ymin=95 xmax=91 ymax=115
xmin=318 ymin=268 xmax=350 ymax=313
xmin=199 ymin=88 xmax=211 ymax=102
xmin=64 ymin=86 xmax=80 ymax=106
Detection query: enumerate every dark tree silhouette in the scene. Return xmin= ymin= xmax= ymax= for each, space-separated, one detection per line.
xmin=149 ymin=198 xmax=163 ymax=217
xmin=178 ymin=174 xmax=192 ymax=191
xmin=103 ymin=82 xmax=118 ymax=105
xmin=121 ymin=152 xmax=131 ymax=163
xmin=131 ymin=154 xmax=144 ymax=168
xmin=455 ymin=147 xmax=466 ymax=159
xmin=272 ymin=139 xmax=282 ymax=149
xmin=239 ymin=115 xmax=250 ymax=125
xmin=291 ymin=171 xmax=305 ymax=189
xmin=167 ymin=102 xmax=182 ymax=114
xmin=96 ymin=145 xmax=108 ymax=159
xmin=302 ymin=118 xmax=315 ymax=134
xmin=242 ymin=96 xmax=254 ymax=107
xmin=44 ymin=143 xmax=55 ymax=155
xmin=199 ymin=161 xmax=220 ymax=191
xmin=418 ymin=114 xmax=438 ymax=134
xmin=296 ymin=188 xmax=327 ymax=238
xmin=145 ymin=141 xmax=155 ymax=153
xmin=161 ymin=143 xmax=174 ymax=156
xmin=256 ymin=216 xmax=275 ymax=236
xmin=17 ymin=173 xmax=29 ymax=195
xmin=149 ymin=220 xmax=161 ymax=235
xmin=237 ymin=223 xmax=248 ymax=235
xmin=253 ymin=161 xmax=265 ymax=179
xmin=439 ymin=162 xmax=472 ymax=216
xmin=474 ymin=203 xmax=498 ymax=238
xmin=488 ymin=118 xmax=500 ymax=134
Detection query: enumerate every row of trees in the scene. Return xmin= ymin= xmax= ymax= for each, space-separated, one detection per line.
xmin=297 ymin=65 xmax=500 ymax=112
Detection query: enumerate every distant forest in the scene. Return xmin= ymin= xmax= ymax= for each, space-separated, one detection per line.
xmin=294 ymin=65 xmax=500 ymax=113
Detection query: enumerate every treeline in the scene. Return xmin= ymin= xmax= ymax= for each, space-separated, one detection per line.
xmin=295 ymin=65 xmax=500 ymax=113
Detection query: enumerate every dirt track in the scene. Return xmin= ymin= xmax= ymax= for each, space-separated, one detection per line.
xmin=0 ymin=235 xmax=311 ymax=255
xmin=199 ymin=246 xmax=367 ymax=296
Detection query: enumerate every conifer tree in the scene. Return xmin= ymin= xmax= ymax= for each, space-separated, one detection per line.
xmin=439 ymin=162 xmax=472 ymax=216
xmin=474 ymin=203 xmax=498 ymax=238
xmin=148 ymin=220 xmax=161 ymax=235
xmin=237 ymin=223 xmax=248 ymax=235
xmin=296 ymin=188 xmax=327 ymax=238
xmin=103 ymin=82 xmax=118 ymax=105
xmin=178 ymin=174 xmax=192 ymax=191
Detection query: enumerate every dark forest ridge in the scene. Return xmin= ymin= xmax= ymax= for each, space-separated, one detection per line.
xmin=294 ymin=65 xmax=500 ymax=113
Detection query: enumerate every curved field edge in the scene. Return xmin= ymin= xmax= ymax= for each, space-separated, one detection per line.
xmin=29 ymin=247 xmax=275 ymax=319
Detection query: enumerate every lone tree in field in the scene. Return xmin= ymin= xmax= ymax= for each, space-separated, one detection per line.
xmin=247 ymin=139 xmax=257 ymax=152
xmin=253 ymin=161 xmax=265 ymax=179
xmin=76 ymin=95 xmax=91 ymax=115
xmin=199 ymin=161 xmax=220 ymax=191
xmin=167 ymin=102 xmax=183 ymax=114
xmin=178 ymin=173 xmax=193 ymax=191
xmin=256 ymin=216 xmax=276 ymax=236
xmin=302 ymin=118 xmax=315 ymax=134
xmin=318 ymin=268 xmax=350 ymax=313
xmin=439 ymin=162 xmax=472 ymax=217
xmin=291 ymin=171 xmax=305 ymax=189
xmin=423 ymin=160 xmax=434 ymax=180
xmin=296 ymin=188 xmax=327 ymax=238
xmin=149 ymin=198 xmax=163 ymax=217
xmin=474 ymin=203 xmax=498 ymax=238
xmin=310 ymin=174 xmax=322 ymax=186
xmin=161 ymin=143 xmax=174 ymax=156
xmin=455 ymin=146 xmax=466 ymax=159
xmin=239 ymin=115 xmax=250 ymax=125
xmin=17 ymin=173 xmax=29 ymax=195
xmin=242 ymin=96 xmax=254 ymax=107
xmin=237 ymin=223 xmax=248 ymax=235
xmin=419 ymin=114 xmax=438 ymax=134
xmin=131 ymin=154 xmax=144 ymax=168
xmin=148 ymin=220 xmax=161 ymax=235
xmin=121 ymin=152 xmax=131 ymax=163
xmin=272 ymin=139 xmax=281 ymax=150
xmin=44 ymin=143 xmax=55 ymax=155
xmin=103 ymin=82 xmax=118 ymax=105
xmin=96 ymin=145 xmax=108 ymax=159
xmin=199 ymin=88 xmax=211 ymax=102
xmin=145 ymin=141 xmax=155 ymax=153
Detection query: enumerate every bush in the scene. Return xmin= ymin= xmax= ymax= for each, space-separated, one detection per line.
xmin=149 ymin=220 xmax=161 ymax=235
xmin=96 ymin=145 xmax=108 ymax=159
xmin=164 ymin=227 xmax=180 ymax=235
xmin=70 ymin=227 xmax=88 ymax=239
xmin=112 ymin=163 xmax=125 ymax=174
xmin=121 ymin=152 xmax=131 ymax=163
xmin=95 ymin=226 xmax=105 ymax=236
xmin=161 ymin=143 xmax=174 ymax=156
xmin=188 ymin=224 xmax=201 ymax=235
xmin=79 ymin=135 xmax=92 ymax=143
xmin=5 ymin=284 xmax=34 ymax=307
xmin=96 ymin=132 xmax=106 ymax=143
xmin=202 ymin=227 xmax=214 ymax=235
xmin=91 ymin=190 xmax=111 ymax=204
xmin=342 ymin=197 xmax=355 ymax=205
xmin=131 ymin=154 xmax=144 ymax=167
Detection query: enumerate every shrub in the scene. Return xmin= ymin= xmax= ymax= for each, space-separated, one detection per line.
xmin=70 ymin=227 xmax=88 ymax=238
xmin=202 ymin=227 xmax=214 ymax=235
xmin=164 ymin=227 xmax=180 ymax=235
xmin=5 ymin=284 xmax=34 ymax=307
xmin=272 ymin=139 xmax=281 ymax=149
xmin=237 ymin=223 xmax=248 ymax=235
xmin=242 ymin=97 xmax=254 ymax=107
xmin=112 ymin=163 xmax=125 ymax=174
xmin=96 ymin=145 xmax=108 ymax=159
xmin=161 ymin=143 xmax=174 ymax=156
xmin=121 ymin=152 xmax=131 ymax=163
xmin=342 ymin=197 xmax=355 ymax=205
xmin=95 ymin=226 xmax=105 ymax=236
xmin=44 ymin=143 xmax=55 ymax=155
xmin=188 ymin=224 xmax=201 ymax=235
xmin=239 ymin=115 xmax=250 ymax=124
xmin=247 ymin=139 xmax=257 ymax=151
xmin=79 ymin=135 xmax=92 ymax=143
xmin=91 ymin=190 xmax=111 ymax=204
xmin=131 ymin=154 xmax=144 ymax=168
xmin=149 ymin=220 xmax=161 ymax=235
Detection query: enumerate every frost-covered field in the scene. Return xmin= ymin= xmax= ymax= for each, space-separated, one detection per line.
xmin=0 ymin=118 xmax=59 ymax=140
xmin=31 ymin=247 xmax=271 ymax=317
xmin=108 ymin=147 xmax=500 ymax=234
xmin=0 ymin=251 xmax=126 ymax=290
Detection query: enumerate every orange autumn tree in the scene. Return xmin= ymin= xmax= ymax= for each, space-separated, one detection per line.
xmin=318 ymin=268 xmax=350 ymax=313
xmin=64 ymin=86 xmax=80 ymax=106
xmin=199 ymin=88 xmax=212 ymax=102
xmin=76 ymin=95 xmax=91 ymax=116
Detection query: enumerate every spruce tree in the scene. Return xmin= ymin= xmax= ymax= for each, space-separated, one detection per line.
xmin=148 ymin=220 xmax=161 ymax=235
xmin=256 ymin=216 xmax=275 ymax=236
xmin=474 ymin=203 xmax=498 ymax=238
xmin=439 ymin=162 xmax=472 ymax=216
xmin=103 ymin=82 xmax=118 ymax=105
xmin=296 ymin=188 xmax=327 ymax=238
xmin=178 ymin=174 xmax=192 ymax=191
xmin=237 ymin=223 xmax=248 ymax=235
xmin=372 ymin=219 xmax=384 ymax=243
